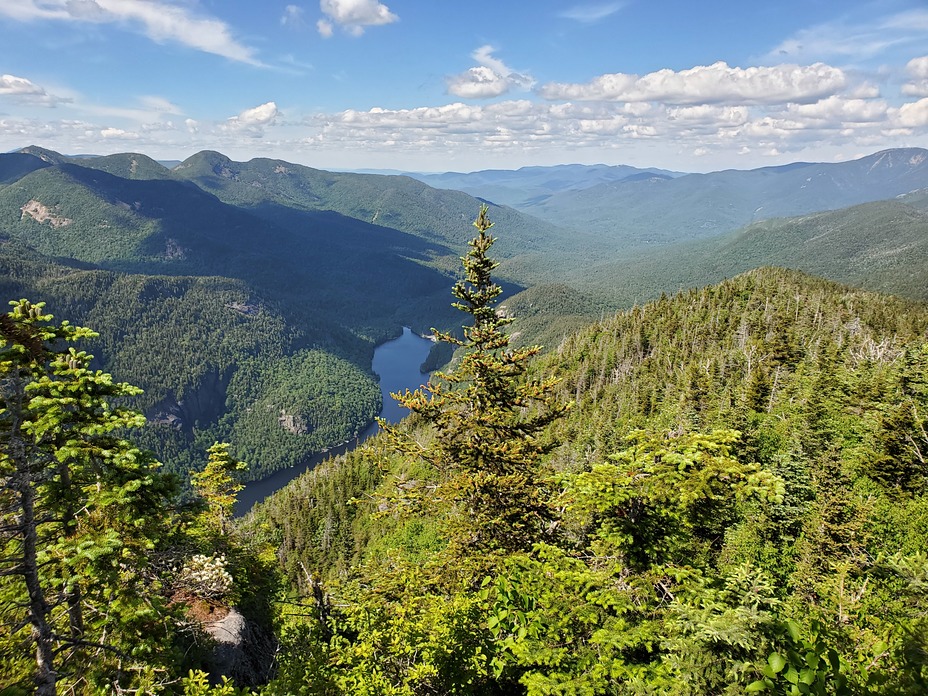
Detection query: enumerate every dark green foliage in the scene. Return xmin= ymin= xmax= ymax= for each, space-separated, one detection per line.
xmin=380 ymin=206 xmax=570 ymax=554
xmin=0 ymin=300 xmax=182 ymax=693
xmin=0 ymin=148 xmax=475 ymax=482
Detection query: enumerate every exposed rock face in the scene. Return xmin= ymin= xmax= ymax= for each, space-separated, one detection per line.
xmin=146 ymin=370 xmax=230 ymax=431
xmin=277 ymin=409 xmax=310 ymax=435
xmin=20 ymin=199 xmax=72 ymax=227
xmin=202 ymin=607 xmax=277 ymax=686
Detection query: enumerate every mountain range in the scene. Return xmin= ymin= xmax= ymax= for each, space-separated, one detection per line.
xmin=411 ymin=148 xmax=928 ymax=256
xmin=1 ymin=144 xmax=926 ymax=482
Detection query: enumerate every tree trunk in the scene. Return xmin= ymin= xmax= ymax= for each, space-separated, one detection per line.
xmin=21 ymin=481 xmax=57 ymax=696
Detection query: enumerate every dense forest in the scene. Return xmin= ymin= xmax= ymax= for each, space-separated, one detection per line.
xmin=244 ymin=218 xmax=928 ymax=694
xmin=2 ymin=152 xmax=928 ymax=693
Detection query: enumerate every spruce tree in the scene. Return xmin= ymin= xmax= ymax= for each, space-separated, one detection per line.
xmin=381 ymin=207 xmax=569 ymax=554
xmin=0 ymin=300 xmax=179 ymax=694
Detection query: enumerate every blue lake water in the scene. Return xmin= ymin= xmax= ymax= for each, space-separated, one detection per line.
xmin=234 ymin=327 xmax=434 ymax=515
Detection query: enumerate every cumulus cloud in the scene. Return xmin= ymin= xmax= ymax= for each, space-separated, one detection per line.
xmin=538 ymin=61 xmax=847 ymax=105
xmin=224 ymin=102 xmax=279 ymax=137
xmin=318 ymin=0 xmax=397 ymax=37
xmin=903 ymin=56 xmax=928 ymax=97
xmin=0 ymin=0 xmax=261 ymax=64
xmin=666 ymin=105 xmax=750 ymax=126
xmin=100 ymin=126 xmax=139 ymax=139
xmin=896 ymin=98 xmax=928 ymax=128
xmin=295 ymin=74 xmax=914 ymax=169
xmin=559 ymin=2 xmax=626 ymax=23
xmin=446 ymin=45 xmax=535 ymax=99
xmin=785 ymin=96 xmax=887 ymax=124
xmin=0 ymin=74 xmax=69 ymax=106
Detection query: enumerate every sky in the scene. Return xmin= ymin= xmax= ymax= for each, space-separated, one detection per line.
xmin=1 ymin=0 xmax=927 ymax=173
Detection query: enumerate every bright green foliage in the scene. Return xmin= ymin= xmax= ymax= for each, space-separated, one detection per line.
xmin=746 ymin=620 xmax=850 ymax=695
xmin=183 ymin=669 xmax=257 ymax=695
xmin=470 ymin=432 xmax=784 ymax=694
xmin=0 ymin=300 xmax=180 ymax=693
xmin=380 ymin=206 xmax=570 ymax=554
xmin=265 ymin=553 xmax=505 ymax=695
xmin=254 ymin=267 xmax=928 ymax=694
xmin=193 ymin=442 xmax=248 ymax=536
xmin=263 ymin=208 xmax=571 ymax=694
xmin=565 ymin=429 xmax=784 ymax=567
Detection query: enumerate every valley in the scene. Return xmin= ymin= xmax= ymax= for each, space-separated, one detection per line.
xmin=2 ymin=143 xmax=928 ymax=694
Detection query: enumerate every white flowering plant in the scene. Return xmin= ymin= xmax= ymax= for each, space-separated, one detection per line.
xmin=177 ymin=553 xmax=234 ymax=600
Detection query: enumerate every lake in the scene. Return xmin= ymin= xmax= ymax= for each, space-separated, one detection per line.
xmin=234 ymin=327 xmax=434 ymax=515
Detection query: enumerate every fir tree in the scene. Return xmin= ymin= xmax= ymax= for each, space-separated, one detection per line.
xmin=381 ymin=206 xmax=570 ymax=554
xmin=0 ymin=300 xmax=179 ymax=694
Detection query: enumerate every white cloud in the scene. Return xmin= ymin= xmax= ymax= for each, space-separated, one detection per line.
xmin=785 ymin=96 xmax=887 ymax=124
xmin=281 ymin=4 xmax=304 ymax=27
xmin=0 ymin=74 xmax=69 ymax=106
xmin=447 ymin=67 xmax=511 ymax=99
xmin=224 ymin=102 xmax=279 ymax=137
xmin=538 ymin=62 xmax=847 ymax=105
xmin=446 ymin=45 xmax=534 ymax=99
xmin=318 ymin=0 xmax=397 ymax=37
xmin=317 ymin=18 xmax=334 ymax=37
xmin=185 ymin=118 xmax=199 ymax=134
xmin=559 ymin=2 xmax=626 ymax=23
xmin=767 ymin=9 xmax=928 ymax=63
xmin=896 ymin=98 xmax=928 ymax=128
xmin=666 ymin=105 xmax=750 ymax=126
xmin=100 ymin=126 xmax=139 ymax=139
xmin=903 ymin=56 xmax=928 ymax=98
xmin=0 ymin=0 xmax=261 ymax=64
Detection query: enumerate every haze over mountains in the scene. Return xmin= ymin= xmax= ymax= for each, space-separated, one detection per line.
xmin=411 ymin=148 xmax=928 ymax=252
xmin=1 ymin=144 xmax=926 ymax=482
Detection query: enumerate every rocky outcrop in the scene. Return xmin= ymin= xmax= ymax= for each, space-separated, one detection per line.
xmin=202 ymin=607 xmax=277 ymax=687
xmin=146 ymin=370 xmax=230 ymax=431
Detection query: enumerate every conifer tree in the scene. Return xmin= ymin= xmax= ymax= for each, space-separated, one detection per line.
xmin=381 ymin=206 xmax=569 ymax=554
xmin=0 ymin=300 xmax=179 ymax=694
xmin=192 ymin=442 xmax=248 ymax=536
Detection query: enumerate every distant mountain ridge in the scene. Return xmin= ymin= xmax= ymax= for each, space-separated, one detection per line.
xmin=561 ymin=192 xmax=928 ymax=308
xmin=407 ymin=162 xmax=681 ymax=208
xmin=402 ymin=148 xmax=928 ymax=257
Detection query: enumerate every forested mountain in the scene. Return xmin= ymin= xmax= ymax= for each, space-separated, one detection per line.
xmin=4 ymin=147 xmax=928 ymax=694
xmin=149 ymin=149 xmax=583 ymax=276
xmin=248 ymin=265 xmax=928 ymax=693
xmin=1 ymin=143 xmax=926 ymax=488
xmin=562 ymin=194 xmax=928 ymax=308
xmin=0 ymin=148 xmax=537 ymax=480
xmin=408 ymin=162 xmax=680 ymax=208
xmin=472 ymin=148 xmax=928 ymax=253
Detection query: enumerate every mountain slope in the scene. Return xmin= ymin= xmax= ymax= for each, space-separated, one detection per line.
xmin=525 ymin=148 xmax=928 ymax=251
xmin=408 ymin=163 xmax=680 ymax=208
xmin=566 ymin=195 xmax=928 ymax=307
xmin=169 ymin=150 xmax=590 ymax=273
xmin=251 ymin=270 xmax=928 ymax=696
xmin=0 ymin=151 xmax=472 ymax=480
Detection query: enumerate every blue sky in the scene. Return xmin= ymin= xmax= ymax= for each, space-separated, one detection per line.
xmin=1 ymin=0 xmax=927 ymax=172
